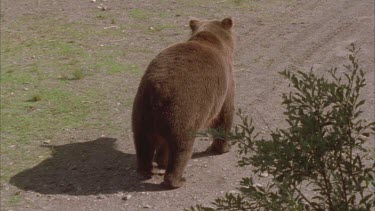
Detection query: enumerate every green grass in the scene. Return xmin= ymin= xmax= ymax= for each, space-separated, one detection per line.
xmin=6 ymin=195 xmax=23 ymax=206
xmin=147 ymin=23 xmax=176 ymax=33
xmin=1 ymin=88 xmax=91 ymax=142
xmin=60 ymin=68 xmax=86 ymax=80
xmin=0 ymin=87 xmax=102 ymax=185
xmin=130 ymin=9 xmax=149 ymax=20
xmin=1 ymin=12 xmax=144 ymax=170
xmin=124 ymin=97 xmax=134 ymax=108
xmin=0 ymin=84 xmax=117 ymax=184
xmin=92 ymin=53 xmax=141 ymax=75
xmin=223 ymin=0 xmax=260 ymax=10
xmin=28 ymin=93 xmax=42 ymax=102
xmin=72 ymin=69 xmax=85 ymax=80
xmin=0 ymin=6 xmax=159 ymax=210
xmin=129 ymin=8 xmax=170 ymax=21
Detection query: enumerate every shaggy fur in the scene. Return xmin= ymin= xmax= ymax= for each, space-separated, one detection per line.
xmin=132 ymin=18 xmax=235 ymax=189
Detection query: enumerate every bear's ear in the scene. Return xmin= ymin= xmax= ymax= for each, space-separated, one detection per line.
xmin=221 ymin=18 xmax=233 ymax=30
xmin=189 ymin=19 xmax=201 ymax=31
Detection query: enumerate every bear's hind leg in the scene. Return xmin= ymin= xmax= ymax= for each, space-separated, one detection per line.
xmin=155 ymin=137 xmax=169 ymax=169
xmin=162 ymin=135 xmax=194 ymax=189
xmin=134 ymin=132 xmax=155 ymax=179
xmin=207 ymin=92 xmax=234 ymax=154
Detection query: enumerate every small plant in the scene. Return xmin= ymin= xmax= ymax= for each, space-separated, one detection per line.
xmin=72 ymin=69 xmax=85 ymax=80
xmin=130 ymin=9 xmax=148 ymax=20
xmin=189 ymin=44 xmax=375 ymax=210
xmin=96 ymin=14 xmax=106 ymax=20
xmin=60 ymin=69 xmax=85 ymax=80
xmin=233 ymin=0 xmax=245 ymax=6
xmin=28 ymin=93 xmax=42 ymax=102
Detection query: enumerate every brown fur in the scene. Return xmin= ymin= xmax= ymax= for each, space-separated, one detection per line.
xmin=132 ymin=18 xmax=235 ymax=189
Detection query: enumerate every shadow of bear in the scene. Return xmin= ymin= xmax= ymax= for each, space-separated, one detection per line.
xmin=10 ymin=137 xmax=164 ymax=195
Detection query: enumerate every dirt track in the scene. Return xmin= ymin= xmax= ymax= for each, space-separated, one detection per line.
xmin=1 ymin=0 xmax=374 ymax=210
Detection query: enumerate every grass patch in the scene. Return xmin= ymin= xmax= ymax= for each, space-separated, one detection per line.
xmin=0 ymin=86 xmax=109 ymax=185
xmin=6 ymin=194 xmax=23 ymax=206
xmin=0 ymin=69 xmax=35 ymax=85
xmin=28 ymin=93 xmax=42 ymax=102
xmin=1 ymin=88 xmax=90 ymax=142
xmin=108 ymin=63 xmax=142 ymax=75
xmin=147 ymin=24 xmax=176 ymax=33
xmin=60 ymin=68 xmax=86 ymax=80
xmin=223 ymin=0 xmax=259 ymax=10
xmin=93 ymin=54 xmax=141 ymax=75
xmin=124 ymin=97 xmax=134 ymax=108
xmin=130 ymin=9 xmax=149 ymax=20
xmin=1 ymin=9 xmax=142 ymax=208
xmin=72 ymin=69 xmax=85 ymax=80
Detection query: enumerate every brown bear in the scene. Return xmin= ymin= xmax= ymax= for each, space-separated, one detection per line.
xmin=132 ymin=17 xmax=235 ymax=189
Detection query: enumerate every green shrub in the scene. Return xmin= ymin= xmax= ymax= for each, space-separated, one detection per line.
xmin=189 ymin=44 xmax=375 ymax=211
xmin=72 ymin=69 xmax=85 ymax=80
xmin=60 ymin=69 xmax=85 ymax=80
xmin=28 ymin=93 xmax=42 ymax=102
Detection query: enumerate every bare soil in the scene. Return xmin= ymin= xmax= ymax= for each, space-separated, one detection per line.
xmin=1 ymin=0 xmax=374 ymax=210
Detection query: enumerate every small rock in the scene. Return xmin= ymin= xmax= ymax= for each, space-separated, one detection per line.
xmin=149 ymin=26 xmax=154 ymax=30
xmin=43 ymin=140 xmax=51 ymax=144
xmin=91 ymin=0 xmax=96 ymax=2
xmin=122 ymin=195 xmax=131 ymax=201
xmin=97 ymin=5 xmax=107 ymax=11
xmin=23 ymin=87 xmax=29 ymax=91
xmin=260 ymin=172 xmax=269 ymax=177
xmin=228 ymin=190 xmax=239 ymax=194
xmin=143 ymin=204 xmax=151 ymax=208
xmin=254 ymin=183 xmax=263 ymax=188
xmin=97 ymin=194 xmax=106 ymax=199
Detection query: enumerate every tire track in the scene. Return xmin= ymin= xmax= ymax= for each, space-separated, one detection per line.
xmin=235 ymin=0 xmax=373 ymax=129
xmin=235 ymin=0 xmax=322 ymax=57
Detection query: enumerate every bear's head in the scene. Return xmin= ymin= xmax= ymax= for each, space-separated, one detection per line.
xmin=189 ymin=18 xmax=234 ymax=54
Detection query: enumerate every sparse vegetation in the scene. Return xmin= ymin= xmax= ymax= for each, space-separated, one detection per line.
xmin=130 ymin=9 xmax=148 ymax=20
xmin=189 ymin=44 xmax=375 ymax=210
xmin=1 ymin=0 xmax=373 ymax=210
xmin=28 ymin=93 xmax=42 ymax=102
xmin=60 ymin=69 xmax=85 ymax=80
xmin=73 ymin=69 xmax=85 ymax=80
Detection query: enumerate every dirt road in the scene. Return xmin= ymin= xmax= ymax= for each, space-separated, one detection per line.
xmin=1 ymin=0 xmax=374 ymax=210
